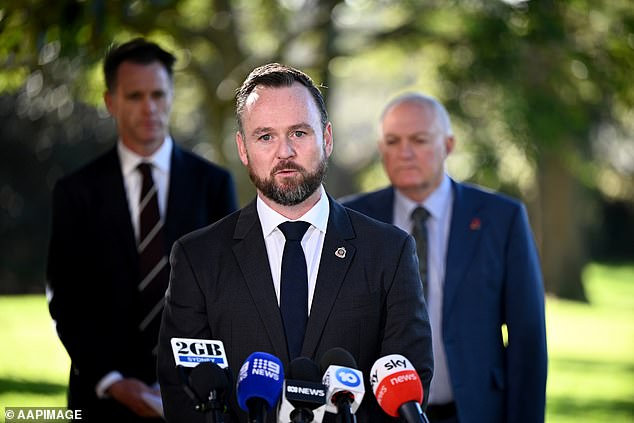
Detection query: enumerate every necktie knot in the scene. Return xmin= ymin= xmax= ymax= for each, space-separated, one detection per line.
xmin=138 ymin=162 xmax=153 ymax=179
xmin=279 ymin=221 xmax=311 ymax=241
xmin=411 ymin=206 xmax=430 ymax=223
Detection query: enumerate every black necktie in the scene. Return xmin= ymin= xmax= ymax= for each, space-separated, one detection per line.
xmin=278 ymin=221 xmax=311 ymax=360
xmin=137 ymin=162 xmax=169 ymax=356
xmin=411 ymin=206 xmax=431 ymax=299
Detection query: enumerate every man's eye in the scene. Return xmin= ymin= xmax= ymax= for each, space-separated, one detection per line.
xmin=294 ymin=131 xmax=306 ymax=138
xmin=259 ymin=134 xmax=272 ymax=141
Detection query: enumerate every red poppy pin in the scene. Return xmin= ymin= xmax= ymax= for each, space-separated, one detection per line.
xmin=470 ymin=217 xmax=481 ymax=230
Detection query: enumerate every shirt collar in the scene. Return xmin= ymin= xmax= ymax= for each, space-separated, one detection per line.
xmin=118 ymin=137 xmax=173 ymax=176
xmin=395 ymin=173 xmax=452 ymax=221
xmin=257 ymin=185 xmax=330 ymax=237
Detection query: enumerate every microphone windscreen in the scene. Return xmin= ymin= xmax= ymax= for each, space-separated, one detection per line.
xmin=319 ymin=347 xmax=358 ymax=372
xmin=319 ymin=348 xmax=365 ymax=414
xmin=289 ymin=357 xmax=322 ymax=382
xmin=370 ymin=354 xmax=423 ymax=417
xmin=236 ymin=352 xmax=284 ymax=412
xmin=189 ymin=361 xmax=231 ymax=400
xmin=284 ymin=357 xmax=328 ymax=412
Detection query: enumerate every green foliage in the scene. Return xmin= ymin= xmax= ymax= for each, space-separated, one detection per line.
xmin=1 ymin=0 xmax=632 ymax=298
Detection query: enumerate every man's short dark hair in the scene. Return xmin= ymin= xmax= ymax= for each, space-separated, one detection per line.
xmin=235 ymin=63 xmax=328 ymax=135
xmin=103 ymin=38 xmax=176 ymax=92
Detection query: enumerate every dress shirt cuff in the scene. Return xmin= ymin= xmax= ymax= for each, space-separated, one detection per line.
xmin=95 ymin=371 xmax=124 ymax=398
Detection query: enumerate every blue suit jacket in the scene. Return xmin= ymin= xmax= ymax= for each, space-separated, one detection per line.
xmin=47 ymin=143 xmax=237 ymax=421
xmin=343 ymin=181 xmax=547 ymax=423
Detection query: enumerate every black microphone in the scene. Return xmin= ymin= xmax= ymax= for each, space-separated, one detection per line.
xmin=319 ymin=348 xmax=365 ymax=423
xmin=178 ymin=362 xmax=232 ymax=423
xmin=278 ymin=357 xmax=327 ymax=423
xmin=170 ymin=337 xmax=232 ymax=423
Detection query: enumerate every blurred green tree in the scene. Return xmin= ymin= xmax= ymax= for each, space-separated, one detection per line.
xmin=1 ymin=0 xmax=632 ymax=299
xmin=340 ymin=0 xmax=634 ymax=300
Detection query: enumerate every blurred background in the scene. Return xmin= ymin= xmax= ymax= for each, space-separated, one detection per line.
xmin=0 ymin=0 xmax=632 ymax=422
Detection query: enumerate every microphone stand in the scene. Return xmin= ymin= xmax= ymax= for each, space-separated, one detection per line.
xmin=247 ymin=398 xmax=268 ymax=423
xmin=398 ymin=402 xmax=425 ymax=423
xmin=334 ymin=396 xmax=355 ymax=423
xmin=202 ymin=390 xmax=225 ymax=423
xmin=290 ymin=408 xmax=315 ymax=423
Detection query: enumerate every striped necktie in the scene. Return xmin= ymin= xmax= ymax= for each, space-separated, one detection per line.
xmin=137 ymin=162 xmax=169 ymax=356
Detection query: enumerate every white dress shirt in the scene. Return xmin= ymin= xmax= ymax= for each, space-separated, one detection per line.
xmin=257 ymin=185 xmax=330 ymax=314
xmin=393 ymin=174 xmax=455 ymax=404
xmin=118 ymin=137 xmax=173 ymax=242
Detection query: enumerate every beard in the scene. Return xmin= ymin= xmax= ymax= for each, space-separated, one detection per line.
xmin=249 ymin=157 xmax=328 ymax=206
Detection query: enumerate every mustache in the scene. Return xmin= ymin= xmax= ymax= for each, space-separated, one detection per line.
xmin=271 ymin=161 xmax=306 ymax=175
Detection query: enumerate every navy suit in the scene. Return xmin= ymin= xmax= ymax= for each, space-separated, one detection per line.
xmin=343 ymin=181 xmax=547 ymax=423
xmin=157 ymin=196 xmax=433 ymax=423
xmin=47 ymin=144 xmax=237 ymax=422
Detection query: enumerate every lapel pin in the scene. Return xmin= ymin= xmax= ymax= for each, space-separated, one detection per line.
xmin=470 ymin=217 xmax=481 ymax=231
xmin=335 ymin=247 xmax=346 ymax=259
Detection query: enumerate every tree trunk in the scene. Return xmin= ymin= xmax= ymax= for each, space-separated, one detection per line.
xmin=537 ymin=150 xmax=588 ymax=301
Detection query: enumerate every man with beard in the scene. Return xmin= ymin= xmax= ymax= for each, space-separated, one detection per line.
xmin=157 ymin=63 xmax=433 ymax=423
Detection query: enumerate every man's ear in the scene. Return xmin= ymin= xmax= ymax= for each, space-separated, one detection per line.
xmin=323 ymin=122 xmax=334 ymax=157
xmin=445 ymin=135 xmax=455 ymax=156
xmin=236 ymin=131 xmax=249 ymax=166
xmin=104 ymin=91 xmax=114 ymax=116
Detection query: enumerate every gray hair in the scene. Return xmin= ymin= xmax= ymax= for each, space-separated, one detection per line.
xmin=380 ymin=93 xmax=454 ymax=137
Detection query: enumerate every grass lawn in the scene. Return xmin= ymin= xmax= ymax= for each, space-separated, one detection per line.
xmin=545 ymin=262 xmax=634 ymax=422
xmin=0 ymin=262 xmax=633 ymax=422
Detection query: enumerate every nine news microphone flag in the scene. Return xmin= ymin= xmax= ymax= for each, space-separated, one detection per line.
xmin=237 ymin=352 xmax=285 ymax=423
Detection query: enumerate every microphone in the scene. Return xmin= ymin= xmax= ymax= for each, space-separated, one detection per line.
xmin=236 ymin=352 xmax=285 ymax=423
xmin=171 ymin=338 xmax=231 ymax=422
xmin=277 ymin=357 xmax=327 ymax=423
xmin=369 ymin=354 xmax=427 ymax=423
xmin=319 ymin=348 xmax=365 ymax=423
xmin=181 ymin=362 xmax=232 ymax=422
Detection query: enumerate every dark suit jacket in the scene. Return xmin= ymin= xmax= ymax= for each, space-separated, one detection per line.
xmin=342 ymin=182 xmax=548 ymax=423
xmin=157 ymin=196 xmax=433 ymax=423
xmin=47 ymin=143 xmax=237 ymax=422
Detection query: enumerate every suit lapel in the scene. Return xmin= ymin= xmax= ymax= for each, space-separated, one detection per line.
xmin=98 ymin=148 xmax=138 ymax=269
xmin=164 ymin=144 xmax=187 ymax=248
xmin=232 ymin=201 xmax=290 ymax=361
xmin=302 ymin=198 xmax=356 ymax=358
xmin=443 ymin=181 xmax=483 ymax=318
